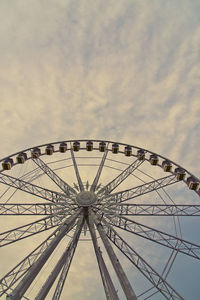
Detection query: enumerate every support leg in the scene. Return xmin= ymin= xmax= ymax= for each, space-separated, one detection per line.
xmin=7 ymin=211 xmax=80 ymax=300
xmin=87 ymin=214 xmax=119 ymax=300
xmin=91 ymin=211 xmax=137 ymax=300
xmin=35 ymin=215 xmax=84 ymax=300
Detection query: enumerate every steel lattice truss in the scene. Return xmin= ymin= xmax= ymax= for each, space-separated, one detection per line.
xmin=0 ymin=139 xmax=199 ymax=300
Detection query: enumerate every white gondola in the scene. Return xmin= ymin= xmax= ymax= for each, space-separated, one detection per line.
xmin=16 ymin=152 xmax=27 ymax=164
xmin=162 ymin=160 xmax=172 ymax=172
xmin=99 ymin=141 xmax=106 ymax=152
xmin=186 ymin=176 xmax=199 ymax=191
xmin=59 ymin=142 xmax=67 ymax=153
xmin=46 ymin=144 xmax=54 ymax=155
xmin=31 ymin=147 xmax=41 ymax=159
xmin=112 ymin=143 xmax=119 ymax=154
xmin=124 ymin=145 xmax=132 ymax=156
xmin=2 ymin=158 xmax=14 ymax=170
xmin=174 ymin=168 xmax=186 ymax=181
xmin=149 ymin=154 xmax=158 ymax=165
xmin=137 ymin=149 xmax=145 ymax=160
xmin=73 ymin=141 xmax=80 ymax=151
xmin=86 ymin=141 xmax=93 ymax=151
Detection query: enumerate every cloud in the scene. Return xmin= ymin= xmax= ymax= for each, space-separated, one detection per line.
xmin=0 ymin=0 xmax=200 ymax=299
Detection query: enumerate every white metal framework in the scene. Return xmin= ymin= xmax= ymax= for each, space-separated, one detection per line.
xmin=0 ymin=139 xmax=199 ymax=300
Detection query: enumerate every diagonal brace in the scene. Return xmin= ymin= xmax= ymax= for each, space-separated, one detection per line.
xmin=97 ymin=158 xmax=144 ymax=197
xmin=87 ymin=213 xmax=119 ymax=300
xmin=32 ymin=157 xmax=76 ymax=197
xmin=97 ymin=214 xmax=183 ymax=300
xmin=91 ymin=211 xmax=137 ymax=300
xmin=7 ymin=210 xmax=81 ymax=300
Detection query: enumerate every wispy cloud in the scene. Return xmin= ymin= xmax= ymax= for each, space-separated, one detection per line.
xmin=0 ymin=0 xmax=199 ymax=299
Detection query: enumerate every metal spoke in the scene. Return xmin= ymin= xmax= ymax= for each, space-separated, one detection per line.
xmin=90 ymin=147 xmax=108 ymax=192
xmin=52 ymin=216 xmax=84 ymax=300
xmin=97 ymin=158 xmax=144 ymax=196
xmin=32 ymin=157 xmax=76 ymax=197
xmin=87 ymin=212 xmax=119 ymax=300
xmin=0 ymin=139 xmax=199 ymax=299
xmin=70 ymin=145 xmax=84 ymax=192
xmin=137 ymin=250 xmax=179 ymax=299
xmin=91 ymin=211 xmax=137 ymax=300
xmin=0 ymin=214 xmax=66 ymax=247
xmin=104 ymin=213 xmax=200 ymax=260
xmin=115 ymin=203 xmax=200 ymax=216
xmin=7 ymin=211 xmax=81 ymax=300
xmin=94 ymin=214 xmax=183 ymax=300
xmin=20 ymin=166 xmax=44 ymax=184
xmin=35 ymin=214 xmax=84 ymax=300
xmin=0 ymin=172 xmax=73 ymax=204
xmin=100 ymin=175 xmax=178 ymax=205
xmin=0 ymin=218 xmax=76 ymax=296
xmin=0 ymin=203 xmax=56 ymax=215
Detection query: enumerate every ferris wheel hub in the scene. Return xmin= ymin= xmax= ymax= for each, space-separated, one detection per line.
xmin=76 ymin=191 xmax=97 ymax=207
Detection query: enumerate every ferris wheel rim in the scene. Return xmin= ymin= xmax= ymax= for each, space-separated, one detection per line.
xmin=0 ymin=138 xmax=199 ymax=187
xmin=0 ymin=139 xmax=199 ymax=299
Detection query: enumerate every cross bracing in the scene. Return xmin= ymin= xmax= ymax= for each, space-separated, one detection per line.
xmin=0 ymin=139 xmax=199 ymax=299
xmin=112 ymin=203 xmax=200 ymax=216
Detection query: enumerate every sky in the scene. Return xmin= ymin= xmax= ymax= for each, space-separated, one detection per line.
xmin=0 ymin=0 xmax=200 ymax=299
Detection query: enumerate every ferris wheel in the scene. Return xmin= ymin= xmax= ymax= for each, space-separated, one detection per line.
xmin=0 ymin=139 xmax=199 ymax=300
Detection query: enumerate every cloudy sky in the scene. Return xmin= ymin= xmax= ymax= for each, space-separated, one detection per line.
xmin=0 ymin=0 xmax=200 ymax=299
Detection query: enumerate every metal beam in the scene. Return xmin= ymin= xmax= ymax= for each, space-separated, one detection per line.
xmin=116 ymin=203 xmax=200 ymax=216
xmin=52 ymin=217 xmax=84 ymax=300
xmin=19 ymin=166 xmax=44 ymax=184
xmin=90 ymin=148 xmax=108 ymax=192
xmin=7 ymin=211 xmax=81 ymax=300
xmin=0 ymin=222 xmax=77 ymax=296
xmin=100 ymin=175 xmax=178 ymax=205
xmin=0 ymin=214 xmax=65 ymax=247
xmin=98 ymin=215 xmax=183 ymax=300
xmin=87 ymin=213 xmax=119 ymax=300
xmin=35 ymin=215 xmax=84 ymax=300
xmin=0 ymin=172 xmax=72 ymax=204
xmin=91 ymin=212 xmax=137 ymax=300
xmin=70 ymin=146 xmax=84 ymax=192
xmin=0 ymin=203 xmax=56 ymax=215
xmin=32 ymin=157 xmax=76 ymax=197
xmin=97 ymin=158 xmax=144 ymax=196
xmin=137 ymin=249 xmax=179 ymax=299
xmin=105 ymin=213 xmax=200 ymax=260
